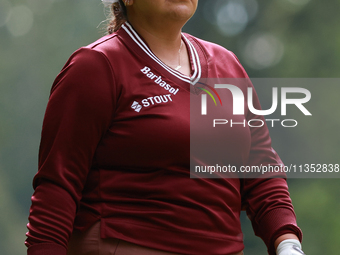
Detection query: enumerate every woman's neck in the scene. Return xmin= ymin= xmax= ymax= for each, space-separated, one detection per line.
xmin=128 ymin=15 xmax=183 ymax=52
xmin=128 ymin=18 xmax=191 ymax=76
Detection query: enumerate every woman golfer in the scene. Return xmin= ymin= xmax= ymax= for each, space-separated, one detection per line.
xmin=26 ymin=0 xmax=305 ymax=254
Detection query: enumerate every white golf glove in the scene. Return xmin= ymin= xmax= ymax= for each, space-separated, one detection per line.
xmin=276 ymin=239 xmax=305 ymax=255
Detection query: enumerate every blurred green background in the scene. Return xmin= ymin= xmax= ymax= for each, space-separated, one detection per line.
xmin=1 ymin=0 xmax=339 ymax=254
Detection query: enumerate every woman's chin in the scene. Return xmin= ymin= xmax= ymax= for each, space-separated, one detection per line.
xmin=165 ymin=4 xmax=197 ymax=21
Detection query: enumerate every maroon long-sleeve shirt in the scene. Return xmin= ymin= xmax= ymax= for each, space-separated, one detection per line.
xmin=26 ymin=22 xmax=302 ymax=255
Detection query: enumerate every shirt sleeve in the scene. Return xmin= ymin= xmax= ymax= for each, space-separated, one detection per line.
xmin=25 ymin=47 xmax=116 ymax=255
xmin=241 ymin=81 xmax=302 ymax=255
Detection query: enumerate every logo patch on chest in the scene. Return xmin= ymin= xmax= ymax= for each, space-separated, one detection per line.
xmin=131 ymin=101 xmax=142 ymax=112
xmin=131 ymin=94 xmax=173 ymax=112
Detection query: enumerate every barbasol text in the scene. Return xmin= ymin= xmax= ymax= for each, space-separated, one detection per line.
xmin=141 ymin=66 xmax=179 ymax=95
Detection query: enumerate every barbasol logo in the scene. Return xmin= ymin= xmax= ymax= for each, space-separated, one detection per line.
xmin=141 ymin=66 xmax=179 ymax=95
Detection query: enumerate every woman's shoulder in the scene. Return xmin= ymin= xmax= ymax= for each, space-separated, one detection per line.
xmin=184 ymin=33 xmax=248 ymax=78
xmin=59 ymin=32 xmax=125 ymax=74
xmin=66 ymin=31 xmax=126 ymax=63
xmin=50 ymin=34 xmax=123 ymax=95
xmin=183 ymin=33 xmax=239 ymax=61
xmin=77 ymin=31 xmax=127 ymax=59
xmin=85 ymin=32 xmax=121 ymax=51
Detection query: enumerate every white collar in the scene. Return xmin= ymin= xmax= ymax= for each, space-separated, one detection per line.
xmin=121 ymin=22 xmax=201 ymax=85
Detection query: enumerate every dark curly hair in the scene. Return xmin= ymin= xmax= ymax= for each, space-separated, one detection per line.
xmin=107 ymin=0 xmax=127 ymax=34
